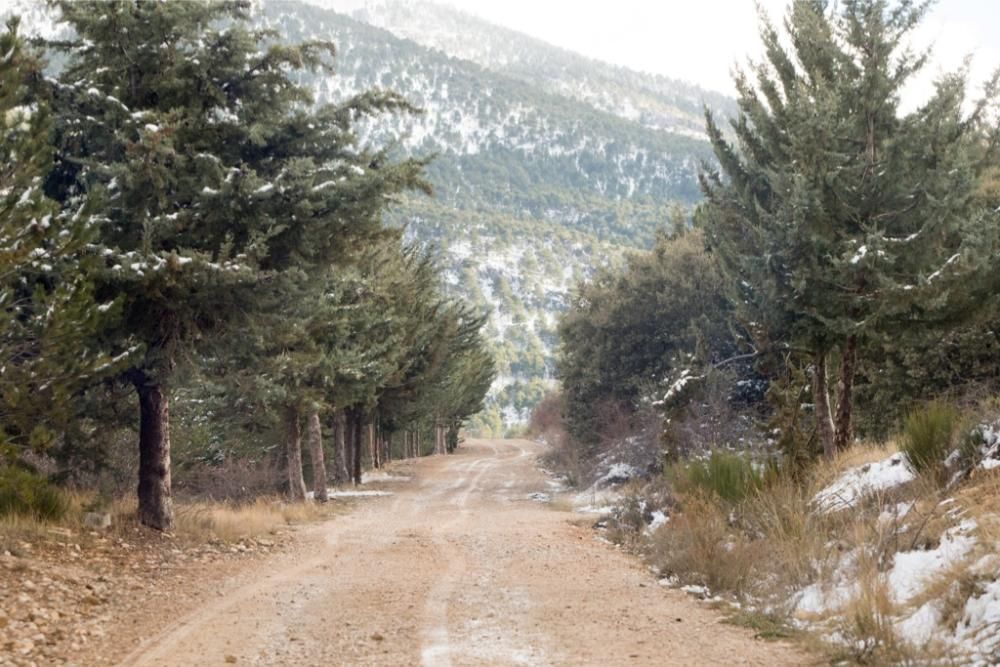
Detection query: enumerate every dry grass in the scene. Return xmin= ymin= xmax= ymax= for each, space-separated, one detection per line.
xmin=957 ymin=468 xmax=1000 ymax=542
xmin=834 ymin=528 xmax=901 ymax=663
xmin=651 ymin=492 xmax=767 ymax=595
xmin=172 ymin=497 xmax=328 ymax=542
xmin=547 ymin=496 xmax=577 ymax=513
xmin=0 ymin=488 xmax=98 ymax=545
xmin=651 ymin=448 xmax=895 ymax=608
xmin=1 ymin=488 xmax=336 ymax=548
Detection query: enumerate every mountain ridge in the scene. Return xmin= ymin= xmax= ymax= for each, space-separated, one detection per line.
xmin=314 ymin=0 xmax=737 ymax=139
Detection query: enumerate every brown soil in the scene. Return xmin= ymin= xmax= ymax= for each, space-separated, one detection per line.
xmin=108 ymin=439 xmax=813 ymax=666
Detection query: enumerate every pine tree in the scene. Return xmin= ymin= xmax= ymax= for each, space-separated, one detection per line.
xmin=45 ymin=0 xmax=426 ymax=529
xmin=0 ymin=18 xmax=120 ymax=457
xmin=701 ymin=0 xmax=999 ymax=457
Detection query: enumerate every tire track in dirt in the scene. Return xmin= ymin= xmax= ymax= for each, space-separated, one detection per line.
xmin=420 ymin=448 xmax=499 ymax=666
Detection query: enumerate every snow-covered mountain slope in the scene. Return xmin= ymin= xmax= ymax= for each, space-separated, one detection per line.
xmin=263 ymin=2 xmax=713 ymax=218
xmin=310 ymin=0 xmax=737 ymax=139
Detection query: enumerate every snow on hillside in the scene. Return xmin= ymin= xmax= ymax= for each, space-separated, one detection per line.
xmin=325 ymin=0 xmax=737 ymax=138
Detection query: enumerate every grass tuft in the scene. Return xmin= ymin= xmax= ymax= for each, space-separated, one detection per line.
xmin=900 ymin=401 xmax=959 ymax=475
xmin=669 ymin=451 xmax=764 ymax=503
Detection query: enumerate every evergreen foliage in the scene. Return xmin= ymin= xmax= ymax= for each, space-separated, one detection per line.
xmin=0 ymin=17 xmax=120 ymax=456
xmin=256 ymin=1 xmax=714 ymax=424
xmin=669 ymin=451 xmax=764 ymax=504
xmin=0 ymin=464 xmax=69 ymax=520
xmin=700 ymin=0 xmax=1000 ymax=457
xmin=557 ymin=229 xmax=740 ymax=450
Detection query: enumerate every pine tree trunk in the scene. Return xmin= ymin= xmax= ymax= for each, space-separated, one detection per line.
xmin=812 ymin=352 xmax=836 ymax=459
xmin=368 ymin=421 xmax=378 ymax=469
xmin=132 ymin=371 xmax=173 ymax=531
xmin=308 ymin=410 xmax=328 ymax=502
xmin=351 ymin=409 xmax=363 ymax=485
xmin=382 ymin=421 xmax=391 ymax=464
xmin=285 ymin=406 xmax=307 ymax=501
xmin=333 ymin=410 xmax=348 ymax=483
xmin=833 ymin=335 xmax=858 ymax=453
xmin=344 ymin=409 xmax=356 ymax=482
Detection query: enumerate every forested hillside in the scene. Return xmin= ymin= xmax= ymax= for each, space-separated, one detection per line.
xmin=256 ymin=0 xmax=727 ymax=428
xmin=348 ymin=0 xmax=738 ymax=138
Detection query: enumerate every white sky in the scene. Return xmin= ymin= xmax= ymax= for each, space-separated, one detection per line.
xmin=423 ymin=0 xmax=999 ymax=107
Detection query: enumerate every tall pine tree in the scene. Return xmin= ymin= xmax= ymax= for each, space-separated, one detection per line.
xmin=701 ymin=0 xmax=999 ymax=456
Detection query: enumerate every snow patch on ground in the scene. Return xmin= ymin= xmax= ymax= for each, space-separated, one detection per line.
xmin=645 ymin=510 xmax=669 ymax=534
xmin=973 ymin=420 xmax=1000 ymax=470
xmin=573 ymin=500 xmax=617 ymax=516
xmin=794 ymin=549 xmax=860 ymax=616
xmin=888 ymin=520 xmax=977 ymax=605
xmin=594 ymin=463 xmax=638 ymax=488
xmin=324 ymin=489 xmax=394 ymax=498
xmin=953 ymin=578 xmax=1000 ymax=661
xmin=894 ymin=601 xmax=943 ymax=646
xmin=795 ymin=521 xmax=979 ymax=619
xmin=361 ymin=470 xmax=413 ymax=483
xmin=813 ymin=452 xmax=915 ymax=512
xmin=878 ymin=501 xmax=915 ymax=527
xmin=680 ymin=584 xmax=710 ymax=599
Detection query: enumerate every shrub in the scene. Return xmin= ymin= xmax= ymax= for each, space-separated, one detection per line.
xmin=650 ymin=492 xmax=747 ymax=590
xmin=900 ymin=401 xmax=960 ymax=474
xmin=527 ymin=390 xmax=564 ymax=436
xmin=0 ymin=466 xmax=70 ymax=521
xmin=174 ymin=456 xmax=284 ymax=503
xmin=670 ymin=451 xmax=764 ymax=503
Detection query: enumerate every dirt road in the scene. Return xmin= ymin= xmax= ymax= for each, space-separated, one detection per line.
xmin=118 ymin=439 xmax=810 ymax=666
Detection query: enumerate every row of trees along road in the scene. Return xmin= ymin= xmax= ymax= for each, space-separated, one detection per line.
xmin=0 ymin=0 xmax=494 ymax=530
xmin=555 ymin=0 xmax=999 ymax=468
